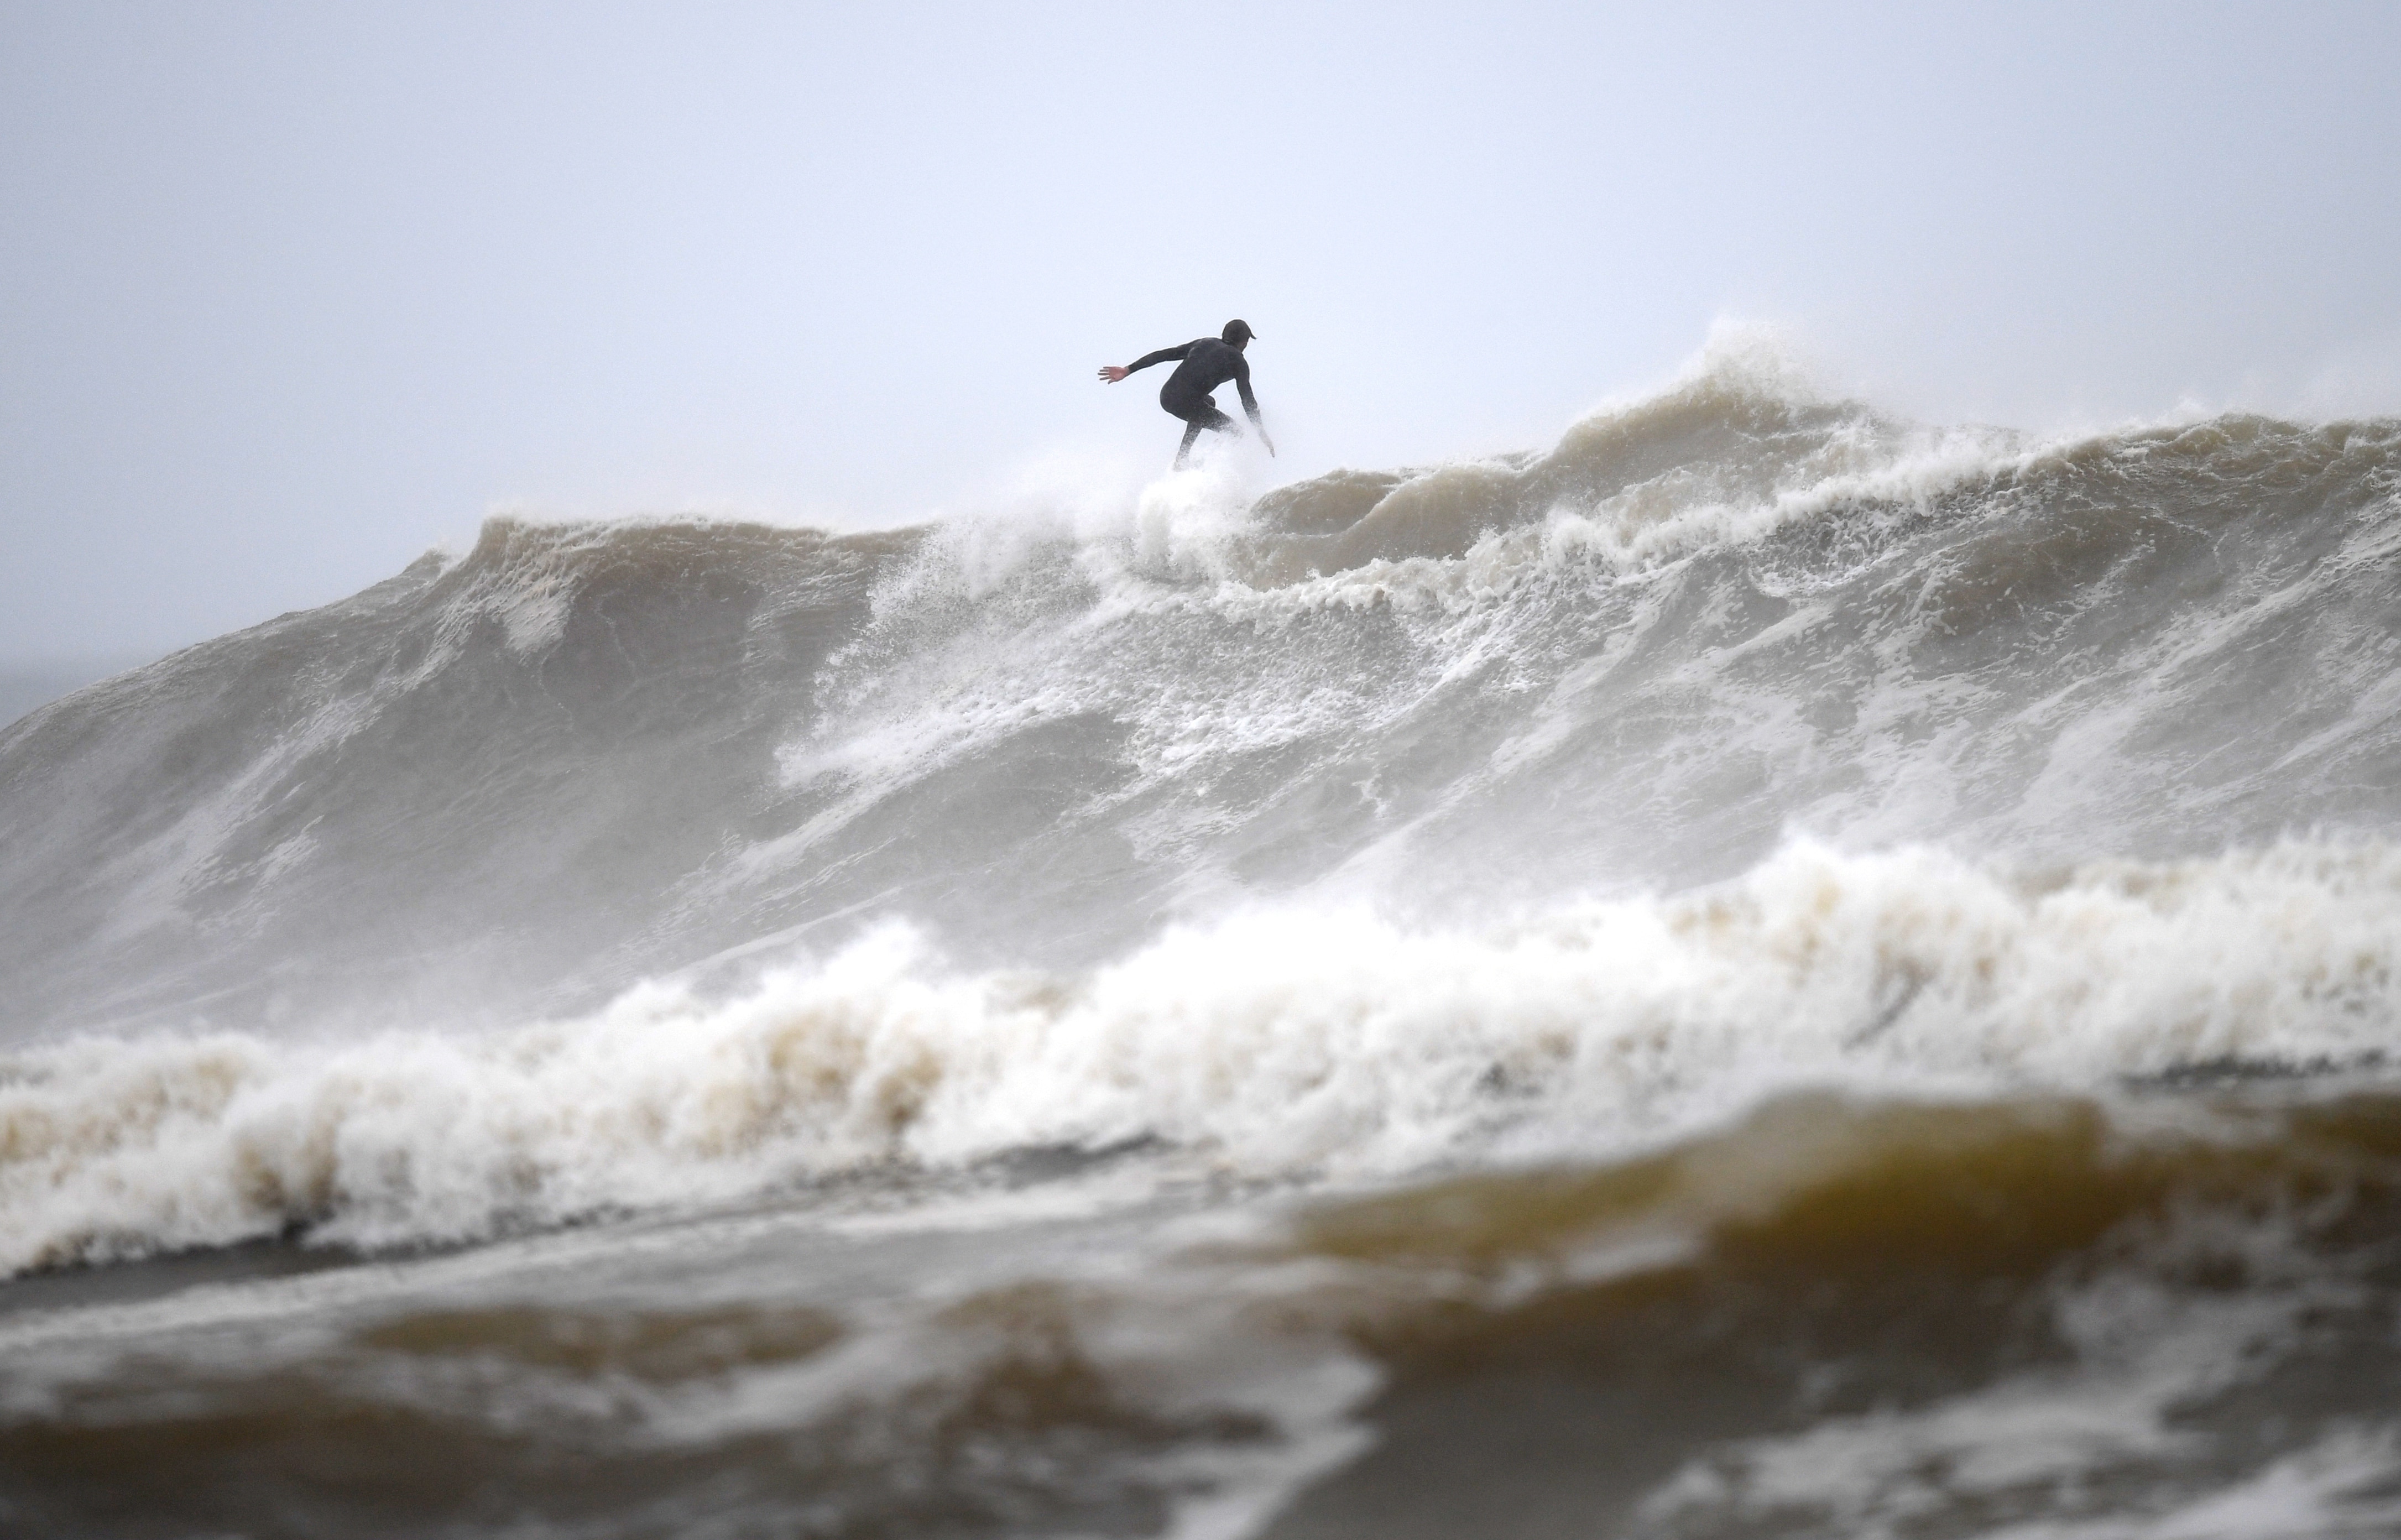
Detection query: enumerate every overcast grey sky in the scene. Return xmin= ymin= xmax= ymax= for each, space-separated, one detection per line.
xmin=6 ymin=1 xmax=2399 ymax=664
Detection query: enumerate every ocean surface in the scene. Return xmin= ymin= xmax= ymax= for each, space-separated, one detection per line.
xmin=6 ymin=345 xmax=2401 ymax=1538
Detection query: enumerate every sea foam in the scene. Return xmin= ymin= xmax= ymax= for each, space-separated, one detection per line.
xmin=6 ymin=838 xmax=2396 ymax=1277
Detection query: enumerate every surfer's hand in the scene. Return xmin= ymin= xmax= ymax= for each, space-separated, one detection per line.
xmin=1099 ymin=366 xmax=1129 ymax=383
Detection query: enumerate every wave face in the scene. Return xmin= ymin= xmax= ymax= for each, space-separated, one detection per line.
xmin=6 ymin=343 xmax=2401 ymax=1538
xmin=7 ymin=351 xmax=2399 ymax=1043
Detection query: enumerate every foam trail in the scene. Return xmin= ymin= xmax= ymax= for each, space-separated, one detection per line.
xmin=7 ymin=838 xmax=2397 ymax=1276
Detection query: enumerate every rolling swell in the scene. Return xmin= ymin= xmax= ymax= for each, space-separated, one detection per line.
xmin=7 ymin=1087 xmax=2397 ymax=1539
xmin=1265 ymin=1085 xmax=2401 ymax=1538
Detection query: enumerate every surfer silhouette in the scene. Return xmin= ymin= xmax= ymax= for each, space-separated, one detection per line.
xmin=1099 ymin=319 xmax=1276 ymax=468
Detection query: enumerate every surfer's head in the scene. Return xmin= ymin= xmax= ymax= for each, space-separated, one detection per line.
xmin=1221 ymin=319 xmax=1255 ymax=349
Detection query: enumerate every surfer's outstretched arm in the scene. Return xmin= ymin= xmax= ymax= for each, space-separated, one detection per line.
xmin=1098 ymin=343 xmax=1193 ymax=383
xmin=1233 ymin=359 xmax=1275 ymax=456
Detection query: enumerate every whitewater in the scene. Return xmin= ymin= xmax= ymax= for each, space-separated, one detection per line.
xmin=5 ymin=342 xmax=2401 ymax=1539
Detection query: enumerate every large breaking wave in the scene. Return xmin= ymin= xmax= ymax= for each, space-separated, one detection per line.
xmin=5 ymin=338 xmax=2400 ymax=1275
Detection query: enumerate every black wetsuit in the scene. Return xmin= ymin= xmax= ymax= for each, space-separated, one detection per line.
xmin=1123 ymin=338 xmax=1261 ymax=463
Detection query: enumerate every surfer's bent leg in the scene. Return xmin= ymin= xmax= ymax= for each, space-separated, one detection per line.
xmin=1175 ymin=415 xmax=1207 ymax=468
xmin=1164 ymin=392 xmax=1236 ymax=468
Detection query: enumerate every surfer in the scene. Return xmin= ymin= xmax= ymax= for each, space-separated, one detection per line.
xmin=1099 ymin=320 xmax=1276 ymax=468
